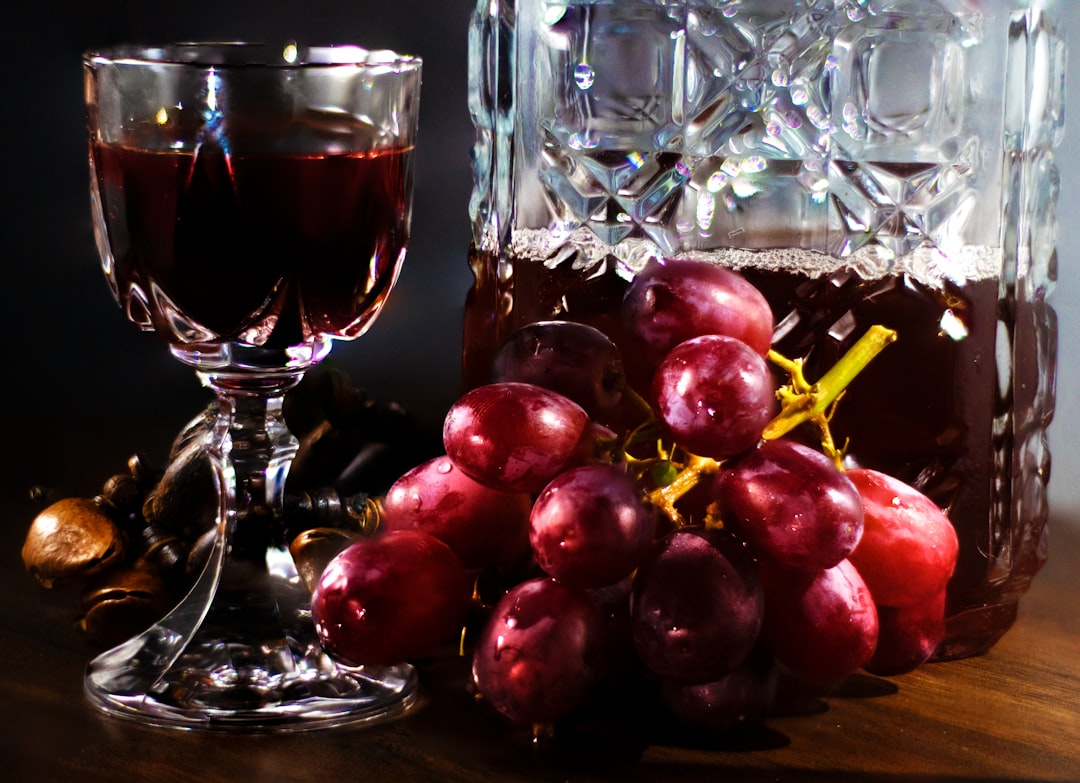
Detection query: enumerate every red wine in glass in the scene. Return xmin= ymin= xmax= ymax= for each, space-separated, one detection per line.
xmin=92 ymin=140 xmax=413 ymax=348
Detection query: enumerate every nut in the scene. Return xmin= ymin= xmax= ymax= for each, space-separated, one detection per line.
xmin=77 ymin=560 xmax=175 ymax=648
xmin=142 ymin=435 xmax=216 ymax=536
xmin=100 ymin=473 xmax=143 ymax=517
xmin=22 ymin=497 xmax=126 ymax=588
xmin=289 ymin=527 xmax=359 ymax=593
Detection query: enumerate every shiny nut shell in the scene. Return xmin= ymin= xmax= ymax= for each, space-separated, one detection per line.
xmin=22 ymin=498 xmax=125 ymax=588
xmin=77 ymin=561 xmax=174 ymax=648
xmin=141 ymin=436 xmax=216 ymax=535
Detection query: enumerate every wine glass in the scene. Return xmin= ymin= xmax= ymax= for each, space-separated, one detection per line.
xmin=82 ymin=42 xmax=422 ymax=731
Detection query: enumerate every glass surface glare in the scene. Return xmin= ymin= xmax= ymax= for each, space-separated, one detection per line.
xmin=83 ymin=42 xmax=422 ymax=731
xmin=465 ymin=0 xmax=1063 ymax=659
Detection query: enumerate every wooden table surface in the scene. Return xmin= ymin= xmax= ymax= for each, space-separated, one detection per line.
xmin=4 ymin=470 xmax=1079 ymax=783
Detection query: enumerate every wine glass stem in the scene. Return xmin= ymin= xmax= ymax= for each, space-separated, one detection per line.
xmin=210 ymin=381 xmax=297 ymax=568
xmin=199 ymin=374 xmax=310 ymax=649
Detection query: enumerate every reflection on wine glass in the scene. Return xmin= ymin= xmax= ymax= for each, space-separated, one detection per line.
xmin=82 ymin=42 xmax=422 ymax=731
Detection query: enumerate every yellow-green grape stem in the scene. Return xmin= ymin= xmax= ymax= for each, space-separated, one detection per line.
xmin=815 ymin=396 xmax=850 ymax=470
xmin=763 ymin=325 xmax=898 ymax=442
xmin=646 ymin=454 xmax=721 ymax=527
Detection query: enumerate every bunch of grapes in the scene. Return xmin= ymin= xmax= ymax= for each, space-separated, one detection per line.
xmin=310 ymin=257 xmax=959 ymax=737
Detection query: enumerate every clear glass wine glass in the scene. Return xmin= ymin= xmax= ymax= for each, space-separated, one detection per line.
xmin=82 ymin=42 xmax=422 ymax=731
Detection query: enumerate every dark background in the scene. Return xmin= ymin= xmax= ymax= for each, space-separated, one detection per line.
xmin=4 ymin=0 xmax=478 ymax=498
xmin=2 ymin=0 xmax=1078 ymax=513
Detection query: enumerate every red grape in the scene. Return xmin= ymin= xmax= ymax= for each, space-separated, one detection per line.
xmin=660 ymin=645 xmax=778 ymax=733
xmin=715 ymin=439 xmax=864 ymax=571
xmin=621 ymin=257 xmax=774 ymax=365
xmin=631 ymin=528 xmax=764 ymax=684
xmin=312 ymin=530 xmax=472 ymax=666
xmin=528 ymin=464 xmax=656 ymax=588
xmin=846 ymin=468 xmax=959 ymax=607
xmin=380 ymin=455 xmax=532 ymax=569
xmin=760 ymin=559 xmax=878 ymax=687
xmin=651 ymin=335 xmax=776 ymax=459
xmin=865 ymin=589 xmax=947 ymax=676
xmin=491 ymin=320 xmax=625 ymax=418
xmin=443 ymin=382 xmax=591 ymax=494
xmin=472 ymin=577 xmax=604 ymax=725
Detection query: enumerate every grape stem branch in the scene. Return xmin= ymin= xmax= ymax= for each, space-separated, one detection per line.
xmin=642 ymin=325 xmax=897 ymax=525
xmin=647 ymin=453 xmax=720 ymax=525
xmin=764 ymin=324 xmax=897 ymax=453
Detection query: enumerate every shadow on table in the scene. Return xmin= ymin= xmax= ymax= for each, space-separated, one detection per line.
xmin=403 ymin=658 xmax=1069 ymax=783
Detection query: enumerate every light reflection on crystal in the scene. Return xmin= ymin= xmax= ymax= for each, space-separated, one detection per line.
xmin=574 ymin=63 xmax=595 ymax=90
xmin=939 ymin=309 xmax=969 ymax=341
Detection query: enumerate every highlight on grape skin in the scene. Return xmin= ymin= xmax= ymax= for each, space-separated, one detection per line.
xmin=380 ymin=454 xmax=532 ymax=569
xmin=622 ymin=257 xmax=775 ymax=363
xmin=528 ymin=463 xmax=657 ymax=589
xmin=760 ymin=558 xmax=879 ymax=687
xmin=846 ymin=468 xmax=959 ymax=608
xmin=471 ymin=577 xmax=604 ymax=725
xmin=651 ymin=334 xmax=776 ymax=459
xmin=311 ymin=530 xmax=472 ymax=667
xmin=442 ymin=382 xmax=592 ymax=494
xmin=715 ymin=438 xmax=865 ymax=572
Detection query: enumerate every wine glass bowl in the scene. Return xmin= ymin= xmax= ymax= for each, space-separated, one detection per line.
xmin=82 ymin=42 xmax=422 ymax=731
xmin=88 ymin=43 xmax=418 ymax=372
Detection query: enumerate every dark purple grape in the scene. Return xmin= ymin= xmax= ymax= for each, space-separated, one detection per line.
xmin=660 ymin=645 xmax=778 ymax=733
xmin=312 ymin=530 xmax=472 ymax=666
xmin=865 ymin=589 xmax=946 ymax=676
xmin=472 ymin=577 xmax=604 ymax=725
xmin=652 ymin=335 xmax=776 ymax=459
xmin=631 ymin=528 xmax=764 ymax=684
xmin=529 ymin=464 xmax=656 ymax=588
xmin=715 ymin=439 xmax=864 ymax=571
xmin=491 ymin=320 xmax=625 ymax=418
xmin=443 ymin=382 xmax=591 ymax=494
xmin=760 ymin=559 xmax=878 ymax=687
xmin=622 ymin=257 xmax=774 ymax=366
xmin=380 ymin=455 xmax=532 ymax=569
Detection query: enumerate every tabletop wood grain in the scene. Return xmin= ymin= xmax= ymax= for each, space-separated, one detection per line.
xmin=3 ymin=483 xmax=1078 ymax=783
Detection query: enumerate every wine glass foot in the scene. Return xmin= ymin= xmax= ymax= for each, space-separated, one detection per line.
xmin=84 ymin=523 xmax=421 ymax=732
xmin=85 ymin=622 xmax=421 ymax=732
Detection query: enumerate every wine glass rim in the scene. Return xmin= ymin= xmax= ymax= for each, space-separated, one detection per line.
xmin=83 ymin=42 xmax=422 ymax=71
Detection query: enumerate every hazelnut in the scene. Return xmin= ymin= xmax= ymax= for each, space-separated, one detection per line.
xmin=22 ymin=497 xmax=126 ymax=588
